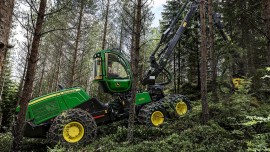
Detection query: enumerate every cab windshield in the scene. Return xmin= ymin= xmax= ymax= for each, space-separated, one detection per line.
xmin=106 ymin=53 xmax=129 ymax=79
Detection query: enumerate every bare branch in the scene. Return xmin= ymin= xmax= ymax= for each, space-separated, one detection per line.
xmin=51 ymin=32 xmax=75 ymax=51
xmin=141 ymin=0 xmax=149 ymax=7
xmin=13 ymin=13 xmax=34 ymax=34
xmin=45 ymin=2 xmax=70 ymax=16
xmin=30 ymin=8 xmax=36 ymax=30
xmin=25 ymin=0 xmax=38 ymax=13
xmin=41 ymin=27 xmax=76 ymax=36
xmin=120 ymin=13 xmax=134 ymax=32
xmin=248 ymin=20 xmax=270 ymax=40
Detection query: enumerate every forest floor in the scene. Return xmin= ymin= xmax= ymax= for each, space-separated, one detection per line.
xmin=0 ymin=92 xmax=270 ymax=152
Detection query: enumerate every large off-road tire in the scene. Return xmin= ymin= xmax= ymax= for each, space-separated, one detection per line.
xmin=163 ymin=94 xmax=191 ymax=118
xmin=137 ymin=94 xmax=191 ymax=127
xmin=47 ymin=108 xmax=97 ymax=148
xmin=138 ymin=101 xmax=168 ymax=126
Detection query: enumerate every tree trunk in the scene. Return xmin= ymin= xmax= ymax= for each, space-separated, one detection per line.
xmin=0 ymin=50 xmax=8 ymax=128
xmin=49 ymin=40 xmax=64 ymax=92
xmin=16 ymin=52 xmax=30 ymax=105
xmin=69 ymin=2 xmax=84 ymax=87
xmin=47 ymin=69 xmax=55 ymax=93
xmin=102 ymin=0 xmax=110 ymax=50
xmin=173 ymin=50 xmax=176 ymax=93
xmin=54 ymin=46 xmax=63 ymax=91
xmin=246 ymin=30 xmax=255 ymax=76
xmin=16 ymin=15 xmax=32 ymax=103
xmin=78 ymin=48 xmax=86 ymax=85
xmin=208 ymin=0 xmax=219 ymax=102
xmin=196 ymin=34 xmax=201 ymax=89
xmin=11 ymin=0 xmax=47 ymax=151
xmin=98 ymin=0 xmax=111 ymax=101
xmin=119 ymin=19 xmax=124 ymax=50
xmin=37 ymin=56 xmax=46 ymax=96
xmin=177 ymin=43 xmax=181 ymax=93
xmin=262 ymin=0 xmax=270 ymax=65
xmin=199 ymin=0 xmax=209 ymax=124
xmin=0 ymin=0 xmax=14 ymax=73
xmin=0 ymin=0 xmax=15 ymax=128
xmin=127 ymin=0 xmax=142 ymax=142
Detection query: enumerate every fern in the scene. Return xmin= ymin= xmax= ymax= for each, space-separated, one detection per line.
xmin=247 ymin=133 xmax=270 ymax=152
xmin=243 ymin=115 xmax=270 ymax=151
xmin=242 ymin=115 xmax=270 ymax=126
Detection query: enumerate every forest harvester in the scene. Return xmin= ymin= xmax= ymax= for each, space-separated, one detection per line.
xmin=16 ymin=0 xmax=229 ymax=147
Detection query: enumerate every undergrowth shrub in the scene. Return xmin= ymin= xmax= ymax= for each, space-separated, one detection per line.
xmin=0 ymin=132 xmax=12 ymax=152
xmin=83 ymin=120 xmax=246 ymax=152
xmin=242 ymin=115 xmax=270 ymax=151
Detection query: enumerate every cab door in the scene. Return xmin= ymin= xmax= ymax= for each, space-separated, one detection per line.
xmin=105 ymin=53 xmax=131 ymax=93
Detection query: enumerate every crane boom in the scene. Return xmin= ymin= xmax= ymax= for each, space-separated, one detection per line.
xmin=142 ymin=0 xmax=229 ymax=86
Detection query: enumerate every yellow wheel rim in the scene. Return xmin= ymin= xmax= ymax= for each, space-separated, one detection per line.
xmin=63 ymin=121 xmax=84 ymax=143
xmin=151 ymin=111 xmax=164 ymax=126
xmin=175 ymin=100 xmax=188 ymax=116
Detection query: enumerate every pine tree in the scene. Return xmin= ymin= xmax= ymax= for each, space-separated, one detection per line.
xmin=262 ymin=0 xmax=270 ymax=65
xmin=0 ymin=0 xmax=15 ymax=127
xmin=127 ymin=0 xmax=142 ymax=142
xmin=127 ymin=0 xmax=152 ymax=142
xmin=11 ymin=0 xmax=47 ymax=150
xmin=0 ymin=52 xmax=18 ymax=131
xmin=199 ymin=0 xmax=209 ymax=124
xmin=208 ymin=0 xmax=219 ymax=102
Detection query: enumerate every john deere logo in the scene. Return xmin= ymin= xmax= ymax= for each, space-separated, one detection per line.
xmin=116 ymin=83 xmax=120 ymax=87
xmin=139 ymin=98 xmax=145 ymax=101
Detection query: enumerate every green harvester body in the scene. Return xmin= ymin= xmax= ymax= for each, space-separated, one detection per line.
xmin=16 ymin=87 xmax=90 ymax=125
xmin=16 ymin=48 xmax=190 ymax=144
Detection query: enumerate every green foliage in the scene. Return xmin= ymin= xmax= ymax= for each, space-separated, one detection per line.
xmin=230 ymin=77 xmax=253 ymax=101
xmin=243 ymin=115 xmax=270 ymax=126
xmin=48 ymin=144 xmax=70 ymax=152
xmin=0 ymin=54 xmax=18 ymax=131
xmin=246 ymin=133 xmax=270 ymax=151
xmin=242 ymin=115 xmax=270 ymax=151
xmin=81 ymin=116 xmax=246 ymax=152
xmin=79 ymin=92 xmax=258 ymax=152
xmin=254 ymin=67 xmax=270 ymax=103
xmin=179 ymin=83 xmax=200 ymax=100
xmin=224 ymin=79 xmax=270 ymax=151
xmin=0 ymin=132 xmax=12 ymax=152
xmin=0 ymin=80 xmax=18 ymax=130
xmin=217 ymin=43 xmax=244 ymax=77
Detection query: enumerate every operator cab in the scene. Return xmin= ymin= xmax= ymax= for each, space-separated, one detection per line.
xmin=93 ymin=50 xmax=132 ymax=93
